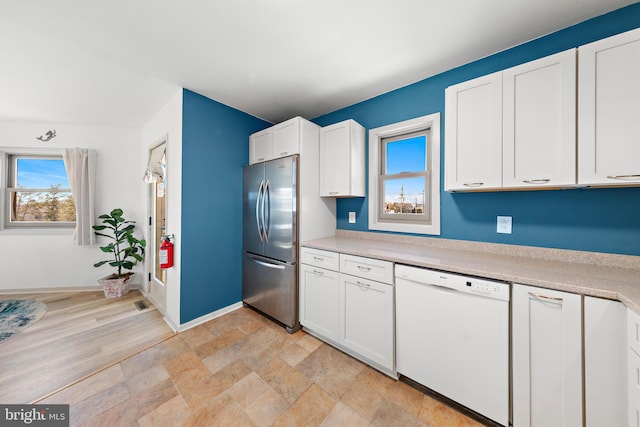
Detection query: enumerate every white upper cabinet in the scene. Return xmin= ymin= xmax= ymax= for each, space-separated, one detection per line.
xmin=445 ymin=49 xmax=576 ymax=191
xmin=320 ymin=119 xmax=366 ymax=197
xmin=273 ymin=117 xmax=301 ymax=159
xmin=249 ymin=117 xmax=304 ymax=164
xmin=445 ymin=72 xmax=503 ymax=191
xmin=249 ymin=127 xmax=273 ymax=164
xmin=503 ymin=49 xmax=576 ymax=188
xmin=578 ymin=27 xmax=640 ymax=186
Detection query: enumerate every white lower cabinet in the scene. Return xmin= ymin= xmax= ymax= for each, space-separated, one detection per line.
xmin=299 ymin=263 xmax=340 ymax=342
xmin=628 ymin=309 xmax=640 ymax=427
xmin=299 ymin=246 xmax=395 ymax=376
xmin=512 ymin=284 xmax=582 ymax=427
xmin=340 ymin=273 xmax=394 ymax=372
xmin=584 ymin=296 xmax=627 ymax=427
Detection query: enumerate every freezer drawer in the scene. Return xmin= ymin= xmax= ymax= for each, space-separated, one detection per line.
xmin=242 ymin=251 xmax=298 ymax=330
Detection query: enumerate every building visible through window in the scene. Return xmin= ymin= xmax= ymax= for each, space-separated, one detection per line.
xmin=6 ymin=155 xmax=75 ymax=226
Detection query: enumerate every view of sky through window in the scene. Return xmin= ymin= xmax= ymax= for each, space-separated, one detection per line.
xmin=384 ymin=135 xmax=427 ymax=206
xmin=17 ymin=158 xmax=70 ymax=188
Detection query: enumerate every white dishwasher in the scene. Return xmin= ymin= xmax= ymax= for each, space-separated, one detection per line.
xmin=395 ymin=264 xmax=510 ymax=426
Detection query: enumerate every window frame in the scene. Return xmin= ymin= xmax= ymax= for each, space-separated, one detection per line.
xmin=3 ymin=152 xmax=76 ymax=229
xmin=368 ymin=113 xmax=441 ymax=235
xmin=379 ymin=129 xmax=431 ymax=223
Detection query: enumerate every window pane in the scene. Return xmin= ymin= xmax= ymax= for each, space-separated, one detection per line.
xmin=16 ymin=158 xmax=70 ymax=188
xmin=382 ymin=176 xmax=426 ymax=214
xmin=10 ymin=191 xmax=76 ymax=222
xmin=385 ymin=135 xmax=426 ymax=174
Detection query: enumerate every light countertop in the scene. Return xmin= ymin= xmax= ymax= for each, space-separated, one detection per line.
xmin=302 ymin=230 xmax=640 ymax=313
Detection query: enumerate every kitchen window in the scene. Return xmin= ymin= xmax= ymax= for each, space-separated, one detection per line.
xmin=3 ymin=154 xmax=76 ymax=228
xmin=368 ymin=113 xmax=440 ymax=235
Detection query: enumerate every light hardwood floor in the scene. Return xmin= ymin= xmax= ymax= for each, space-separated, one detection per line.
xmin=0 ymin=290 xmax=175 ymax=404
xmin=39 ymin=306 xmax=488 ymax=427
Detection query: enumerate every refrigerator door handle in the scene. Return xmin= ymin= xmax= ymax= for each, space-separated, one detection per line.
xmin=256 ymin=180 xmax=265 ymax=241
xmin=247 ymin=254 xmax=286 ymax=270
xmin=263 ymin=180 xmax=270 ymax=242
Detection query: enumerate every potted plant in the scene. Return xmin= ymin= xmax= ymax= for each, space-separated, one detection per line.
xmin=93 ymin=208 xmax=146 ymax=298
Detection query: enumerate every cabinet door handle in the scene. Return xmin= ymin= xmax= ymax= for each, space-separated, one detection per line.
xmin=312 ymin=269 xmax=324 ymax=276
xmin=357 ymin=265 xmax=371 ymax=272
xmin=280 ymin=151 xmax=288 ymax=156
xmin=463 ymin=182 xmax=484 ymax=187
xmin=523 ymin=179 xmax=550 ymax=184
xmin=329 ymin=191 xmax=339 ymax=195
xmin=606 ymin=174 xmax=640 ymax=180
xmin=528 ymin=292 xmax=563 ymax=304
xmin=356 ymin=281 xmax=371 ymax=289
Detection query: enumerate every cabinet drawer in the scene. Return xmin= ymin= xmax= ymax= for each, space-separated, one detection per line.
xmin=300 ymin=247 xmax=339 ymax=272
xmin=340 ymin=254 xmax=393 ymax=284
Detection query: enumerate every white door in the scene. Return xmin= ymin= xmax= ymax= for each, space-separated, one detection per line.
xmin=444 ymin=71 xmax=503 ymax=190
xmin=273 ymin=117 xmax=300 ymax=159
xmin=339 ymin=273 xmax=393 ymax=370
xmin=147 ymin=141 xmax=167 ymax=313
xmin=299 ymin=264 xmax=340 ymax=342
xmin=584 ymin=296 xmax=627 ymax=427
xmin=503 ymin=49 xmax=576 ymax=188
xmin=249 ymin=127 xmax=273 ymax=164
xmin=512 ymin=284 xmax=582 ymax=427
xmin=578 ymin=27 xmax=640 ymax=185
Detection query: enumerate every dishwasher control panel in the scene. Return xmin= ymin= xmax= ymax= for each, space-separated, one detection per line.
xmin=396 ymin=265 xmax=510 ymax=301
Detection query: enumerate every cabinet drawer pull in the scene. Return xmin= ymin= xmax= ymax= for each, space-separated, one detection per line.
xmin=606 ymin=174 xmax=640 ymax=180
xmin=356 ymin=281 xmax=371 ymax=289
xmin=528 ymin=292 xmax=563 ymax=304
xmin=312 ymin=269 xmax=324 ymax=276
xmin=523 ymin=179 xmax=550 ymax=184
xmin=357 ymin=265 xmax=371 ymax=272
xmin=313 ymin=256 xmax=324 ymax=262
xmin=463 ymin=182 xmax=484 ymax=187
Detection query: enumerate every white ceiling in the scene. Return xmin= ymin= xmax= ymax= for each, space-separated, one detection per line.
xmin=0 ymin=0 xmax=635 ymax=128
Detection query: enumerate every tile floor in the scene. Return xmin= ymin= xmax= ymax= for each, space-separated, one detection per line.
xmin=41 ymin=307 xmax=486 ymax=426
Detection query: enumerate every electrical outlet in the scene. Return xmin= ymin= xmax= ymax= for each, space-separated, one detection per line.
xmin=348 ymin=212 xmax=356 ymax=224
xmin=497 ymin=216 xmax=512 ymax=234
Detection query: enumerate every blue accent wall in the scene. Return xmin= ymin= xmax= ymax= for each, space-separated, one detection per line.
xmin=181 ymin=89 xmax=270 ymax=324
xmin=313 ymin=4 xmax=640 ymax=256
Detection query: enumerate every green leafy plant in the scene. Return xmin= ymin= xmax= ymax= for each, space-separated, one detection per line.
xmin=92 ymin=208 xmax=146 ymax=277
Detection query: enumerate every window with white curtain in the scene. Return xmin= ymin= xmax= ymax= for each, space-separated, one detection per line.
xmin=4 ymin=154 xmax=76 ymax=228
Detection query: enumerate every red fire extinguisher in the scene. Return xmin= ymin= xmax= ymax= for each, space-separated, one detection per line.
xmin=160 ymin=235 xmax=174 ymax=269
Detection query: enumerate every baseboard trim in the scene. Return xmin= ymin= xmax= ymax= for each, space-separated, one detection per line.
xmin=176 ymin=301 xmax=244 ymax=332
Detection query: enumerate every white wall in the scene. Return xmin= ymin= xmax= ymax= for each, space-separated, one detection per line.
xmin=0 ymin=122 xmax=144 ymax=290
xmin=141 ymin=88 xmax=183 ymax=329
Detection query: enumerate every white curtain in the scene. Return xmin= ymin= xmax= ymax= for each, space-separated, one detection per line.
xmin=63 ymin=148 xmax=97 ymax=245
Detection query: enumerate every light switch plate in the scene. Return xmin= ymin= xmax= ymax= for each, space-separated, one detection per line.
xmin=497 ymin=216 xmax=512 ymax=234
xmin=348 ymin=212 xmax=356 ymax=224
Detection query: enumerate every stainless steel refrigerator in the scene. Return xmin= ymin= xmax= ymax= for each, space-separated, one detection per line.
xmin=242 ymin=155 xmax=299 ymax=332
